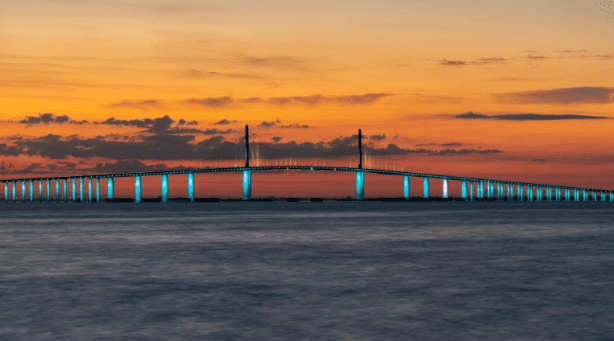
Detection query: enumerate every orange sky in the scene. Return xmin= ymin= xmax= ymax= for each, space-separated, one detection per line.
xmin=1 ymin=0 xmax=613 ymax=197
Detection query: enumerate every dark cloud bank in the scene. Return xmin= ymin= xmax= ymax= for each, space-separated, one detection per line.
xmin=455 ymin=111 xmax=608 ymax=120
xmin=0 ymin=115 xmax=501 ymax=176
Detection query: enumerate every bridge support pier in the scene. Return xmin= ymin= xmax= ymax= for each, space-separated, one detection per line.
xmin=442 ymin=179 xmax=448 ymax=198
xmin=537 ymin=187 xmax=542 ymax=201
xmin=461 ymin=181 xmax=467 ymax=200
xmin=63 ymin=179 xmax=67 ymax=202
xmin=96 ymin=178 xmax=100 ymax=202
xmin=593 ymin=191 xmax=597 ymax=201
xmin=574 ymin=189 xmax=579 ymax=201
xmin=21 ymin=181 xmax=25 ymax=202
xmin=601 ymin=191 xmax=606 ymax=201
xmin=403 ymin=175 xmax=410 ymax=198
xmin=4 ymin=182 xmax=7 ymax=202
xmin=79 ymin=178 xmax=84 ymax=202
xmin=188 ymin=173 xmax=194 ymax=202
xmin=583 ymin=190 xmax=587 ymax=201
xmin=469 ymin=181 xmax=474 ymax=201
xmin=610 ymin=192 xmax=613 ymax=202
xmin=507 ymin=183 xmax=512 ymax=200
xmin=55 ymin=180 xmax=59 ymax=201
xmin=38 ymin=181 xmax=42 ymax=201
xmin=528 ymin=186 xmax=533 ymax=201
xmin=46 ymin=180 xmax=50 ymax=201
xmin=161 ymin=174 xmax=168 ymax=203
xmin=356 ymin=171 xmax=364 ymax=201
xmin=490 ymin=182 xmax=494 ymax=198
xmin=243 ymin=170 xmax=251 ymax=201
xmin=108 ymin=178 xmax=114 ymax=200
xmin=12 ymin=181 xmax=16 ymax=202
xmin=72 ymin=178 xmax=76 ymax=202
xmin=423 ymin=177 xmax=429 ymax=198
xmin=29 ymin=180 xmax=33 ymax=202
xmin=88 ymin=178 xmax=92 ymax=202
xmin=135 ymin=176 xmax=141 ymax=203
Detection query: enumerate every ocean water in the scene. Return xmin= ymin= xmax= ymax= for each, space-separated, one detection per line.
xmin=1 ymin=201 xmax=614 ymax=340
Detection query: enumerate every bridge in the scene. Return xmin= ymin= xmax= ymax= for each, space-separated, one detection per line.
xmin=0 ymin=126 xmax=612 ymax=203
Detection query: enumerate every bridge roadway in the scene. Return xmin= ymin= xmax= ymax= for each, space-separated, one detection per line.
xmin=0 ymin=166 xmax=612 ymax=203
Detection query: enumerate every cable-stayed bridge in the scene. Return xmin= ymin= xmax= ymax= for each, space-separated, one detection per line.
xmin=0 ymin=126 xmax=612 ymax=203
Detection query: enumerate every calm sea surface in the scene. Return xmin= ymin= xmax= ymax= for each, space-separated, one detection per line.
xmin=1 ymin=201 xmax=614 ymax=340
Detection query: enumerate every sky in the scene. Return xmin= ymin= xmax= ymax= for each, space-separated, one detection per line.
xmin=1 ymin=0 xmax=613 ymax=198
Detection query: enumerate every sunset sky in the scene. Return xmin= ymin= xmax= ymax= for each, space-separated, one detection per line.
xmin=1 ymin=0 xmax=613 ymax=198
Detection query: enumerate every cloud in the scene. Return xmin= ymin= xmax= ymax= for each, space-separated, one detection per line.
xmin=495 ymin=87 xmax=614 ymax=104
xmin=258 ymin=119 xmax=280 ymax=129
xmin=369 ymin=134 xmax=386 ymax=141
xmin=533 ymin=158 xmax=546 ymax=162
xmin=562 ymin=50 xmax=588 ymax=53
xmin=280 ymin=123 xmax=310 ymax=129
xmin=213 ymin=119 xmax=237 ymax=125
xmin=271 ymin=137 xmax=282 ymax=143
xmin=183 ymin=97 xmax=233 ymax=108
xmin=6 ymin=129 xmax=502 ymax=164
xmin=454 ymin=111 xmax=608 ymax=120
xmin=441 ymin=142 xmax=462 ymax=147
xmin=19 ymin=113 xmax=88 ymax=125
xmin=241 ymin=56 xmax=306 ymax=69
xmin=439 ymin=58 xmax=511 ymax=66
xmin=243 ymin=93 xmax=391 ymax=106
xmin=440 ymin=60 xmax=466 ymax=66
xmin=525 ymin=55 xmax=549 ymax=60
xmin=107 ymin=99 xmax=162 ymax=109
xmin=184 ymin=70 xmax=262 ymax=80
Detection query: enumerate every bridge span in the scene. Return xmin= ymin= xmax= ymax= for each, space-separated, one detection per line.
xmin=0 ymin=126 xmax=611 ymax=202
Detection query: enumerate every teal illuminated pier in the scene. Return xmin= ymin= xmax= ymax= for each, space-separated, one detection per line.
xmin=0 ymin=126 xmax=611 ymax=203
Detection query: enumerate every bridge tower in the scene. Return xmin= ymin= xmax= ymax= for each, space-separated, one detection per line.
xmin=356 ymin=129 xmax=364 ymax=201
xmin=243 ymin=125 xmax=251 ymax=200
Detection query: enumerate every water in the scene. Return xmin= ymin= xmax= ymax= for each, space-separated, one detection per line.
xmin=1 ymin=202 xmax=614 ymax=340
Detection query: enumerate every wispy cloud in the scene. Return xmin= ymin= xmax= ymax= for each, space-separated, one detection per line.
xmin=454 ymin=111 xmax=608 ymax=120
xmin=243 ymin=93 xmax=391 ymax=106
xmin=494 ymin=87 xmax=614 ymax=105
xmin=183 ymin=97 xmax=234 ymax=108
xmin=107 ymin=99 xmax=163 ymax=109
xmin=439 ymin=57 xmax=511 ymax=66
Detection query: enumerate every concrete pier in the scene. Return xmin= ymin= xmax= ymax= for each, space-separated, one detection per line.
xmin=107 ymin=177 xmax=114 ymax=199
xmin=95 ymin=178 xmax=100 ymax=202
xmin=21 ymin=181 xmax=25 ymax=202
xmin=39 ymin=180 xmax=42 ymax=200
xmin=404 ymin=176 xmax=410 ymax=198
xmin=46 ymin=180 xmax=50 ymax=201
xmin=80 ymin=178 xmax=84 ymax=202
xmin=63 ymin=180 xmax=67 ymax=202
xmin=29 ymin=180 xmax=33 ymax=202
xmin=593 ymin=191 xmax=597 ymax=201
xmin=442 ymin=179 xmax=448 ymax=198
xmin=135 ymin=176 xmax=141 ymax=203
xmin=461 ymin=181 xmax=467 ymax=199
xmin=188 ymin=173 xmax=194 ymax=202
xmin=574 ymin=189 xmax=579 ymax=201
xmin=356 ymin=172 xmax=364 ymax=201
xmin=4 ymin=182 xmax=7 ymax=202
xmin=56 ymin=180 xmax=60 ymax=200
xmin=469 ymin=181 xmax=474 ymax=201
xmin=583 ymin=190 xmax=587 ymax=201
xmin=507 ymin=183 xmax=512 ymax=200
xmin=422 ymin=177 xmax=429 ymax=198
xmin=88 ymin=178 xmax=92 ymax=202
xmin=161 ymin=174 xmax=168 ymax=203
xmin=601 ymin=191 xmax=606 ymax=201
xmin=72 ymin=178 xmax=76 ymax=202
xmin=243 ymin=170 xmax=252 ymax=201
xmin=12 ymin=181 xmax=16 ymax=202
